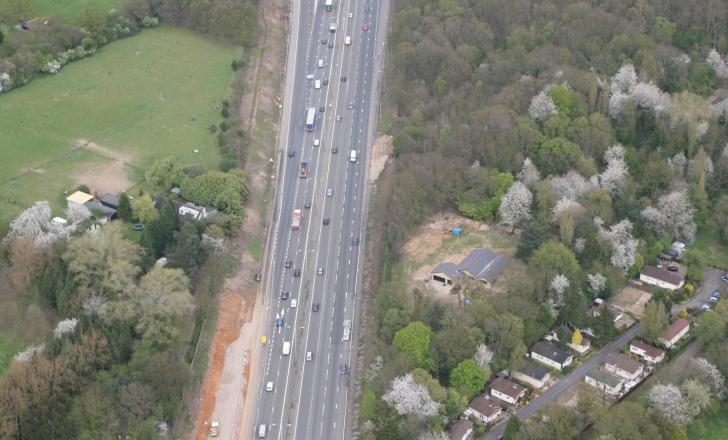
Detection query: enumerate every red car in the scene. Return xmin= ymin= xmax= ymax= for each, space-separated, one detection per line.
xmin=362 ymin=23 xmax=369 ymax=31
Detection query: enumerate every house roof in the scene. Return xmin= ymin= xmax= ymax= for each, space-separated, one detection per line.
xmin=468 ymin=396 xmax=501 ymax=417
xmin=100 ymin=194 xmax=119 ymax=208
xmin=457 ymin=249 xmax=509 ymax=282
xmin=432 ymin=262 xmax=461 ymax=279
xmin=66 ymin=191 xmax=94 ymax=205
xmin=490 ymin=378 xmax=526 ymax=399
xmin=517 ymin=361 xmax=550 ymax=381
xmin=663 ymin=318 xmax=690 ymax=341
xmin=605 ymin=352 xmax=642 ymax=374
xmin=531 ymin=341 xmax=571 ymax=365
xmin=84 ymin=200 xmax=117 ymax=218
xmin=631 ymin=340 xmax=665 ymax=358
xmin=586 ymin=367 xmax=624 ymax=388
xmin=641 ymin=265 xmax=684 ymax=286
xmin=449 ymin=419 xmax=473 ymax=440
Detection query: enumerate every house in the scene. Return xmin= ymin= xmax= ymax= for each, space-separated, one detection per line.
xmin=178 ymin=202 xmax=210 ymax=220
xmin=431 ymin=248 xmax=509 ymax=287
xmin=584 ymin=367 xmax=624 ymax=396
xmin=449 ymin=419 xmax=474 ymax=440
xmin=640 ymin=265 xmax=685 ymax=290
xmin=589 ymin=299 xmax=624 ymax=324
xmin=66 ymin=190 xmax=94 ymax=208
xmin=511 ymin=362 xmax=551 ymax=389
xmin=530 ymin=341 xmax=573 ymax=371
xmin=84 ymin=200 xmax=117 ymax=223
xmin=660 ymin=318 xmax=690 ymax=349
xmin=604 ymin=353 xmax=644 ymax=381
xmin=431 ymin=262 xmax=461 ymax=286
xmin=629 ymin=340 xmax=665 ymax=364
xmin=466 ymin=396 xmax=502 ymax=424
xmin=489 ymin=378 xmax=527 ymax=405
xmin=99 ymin=194 xmax=120 ymax=210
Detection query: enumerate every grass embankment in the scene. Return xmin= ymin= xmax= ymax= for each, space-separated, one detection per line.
xmin=35 ymin=0 xmax=119 ymax=21
xmin=0 ymin=26 xmax=240 ymax=231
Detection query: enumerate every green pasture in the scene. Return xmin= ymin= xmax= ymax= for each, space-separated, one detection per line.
xmin=35 ymin=0 xmax=119 ymax=22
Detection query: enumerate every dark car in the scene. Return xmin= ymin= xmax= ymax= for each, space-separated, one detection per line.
xmin=667 ymin=266 xmax=679 ymax=272
xmin=304 ymin=201 xmax=312 ymax=209
xmin=294 ymin=268 xmax=301 ymax=277
xmin=332 ymin=146 xmax=338 ymax=154
xmin=352 ymin=238 xmax=359 ymax=245
xmin=339 ymin=364 xmax=348 ymax=374
xmin=254 ymin=272 xmax=262 ymax=282
xmin=285 ymin=260 xmax=293 ymax=269
xmin=322 ymin=78 xmax=329 ymax=85
xmin=312 ymin=303 xmax=320 ymax=312
xmin=323 ymin=217 xmax=330 ymax=225
xmin=319 ymin=105 xmax=325 ymax=112
xmin=321 ymin=38 xmax=328 ymax=45
xmin=280 ymin=291 xmax=290 ymax=300
xmin=341 ymin=75 xmax=347 ymax=82
xmin=288 ymin=149 xmax=295 ymax=157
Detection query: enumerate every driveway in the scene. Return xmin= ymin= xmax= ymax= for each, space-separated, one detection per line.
xmin=672 ymin=267 xmax=724 ymax=314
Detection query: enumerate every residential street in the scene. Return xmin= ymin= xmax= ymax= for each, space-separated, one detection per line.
xmin=483 ymin=266 xmax=725 ymax=440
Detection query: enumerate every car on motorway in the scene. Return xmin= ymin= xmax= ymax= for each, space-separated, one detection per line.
xmin=701 ymin=303 xmax=711 ymax=311
xmin=341 ymin=75 xmax=347 ymax=82
xmin=266 ymin=381 xmax=274 ymax=392
xmin=318 ymin=58 xmax=324 ymax=68
xmin=312 ymin=303 xmax=320 ymax=312
xmin=362 ymin=23 xmax=369 ymax=31
xmin=345 ymin=36 xmax=351 ymax=45
xmin=322 ymin=78 xmax=328 ymax=85
xmin=319 ymin=105 xmax=325 ymax=112
xmin=323 ymin=217 xmax=330 ymax=225
xmin=332 ymin=146 xmax=338 ymax=153
xmin=285 ymin=260 xmax=292 ymax=269
xmin=304 ymin=200 xmax=312 ymax=209
xmin=288 ymin=149 xmax=295 ymax=157
xmin=294 ymin=268 xmax=301 ymax=277
xmin=321 ymin=38 xmax=327 ymax=45
xmin=291 ymin=299 xmax=298 ymax=308
xmin=317 ymin=267 xmax=324 ymax=275
xmin=336 ymin=114 xmax=342 ymax=122
xmin=261 ymin=335 xmax=267 ymax=345
xmin=209 ymin=421 xmax=220 ymax=436
xmin=314 ymin=79 xmax=321 ymax=89
xmin=339 ymin=364 xmax=348 ymax=374
xmin=306 ymin=73 xmax=314 ymax=80
xmin=328 ymin=40 xmax=334 ymax=48
xmin=348 ymin=12 xmax=353 ymax=18
xmin=352 ymin=238 xmax=359 ymax=245
xmin=314 ymin=138 xmax=320 ymax=146
xmin=347 ymin=102 xmax=354 ymax=109
xmin=280 ymin=291 xmax=289 ymax=300
xmin=258 ymin=424 xmax=267 ymax=438
xmin=306 ymin=351 xmax=313 ymax=361
xmin=326 ymin=188 xmax=333 ymax=197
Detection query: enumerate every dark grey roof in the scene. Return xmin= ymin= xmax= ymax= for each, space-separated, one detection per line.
xmin=518 ymin=361 xmax=550 ymax=381
xmin=586 ymin=367 xmax=623 ymax=388
xmin=531 ymin=341 xmax=571 ymax=365
xmin=84 ymin=200 xmax=117 ymax=218
xmin=432 ymin=262 xmax=461 ymax=279
xmin=100 ymin=194 xmax=119 ymax=208
xmin=468 ymin=396 xmax=501 ymax=416
xmin=455 ymin=248 xmax=508 ymax=282
xmin=605 ymin=353 xmax=642 ymax=374
xmin=641 ymin=265 xmax=684 ymax=286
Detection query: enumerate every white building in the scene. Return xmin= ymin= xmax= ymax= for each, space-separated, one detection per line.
xmin=465 ymin=396 xmax=502 ymax=424
xmin=660 ymin=318 xmax=690 ymax=349
xmin=640 ymin=265 xmax=685 ymax=290
xmin=530 ymin=341 xmax=573 ymax=371
xmin=489 ymin=378 xmax=526 ymax=405
xmin=511 ymin=362 xmax=551 ymax=389
xmin=585 ymin=367 xmax=624 ymax=396
xmin=629 ymin=340 xmax=665 ymax=364
xmin=603 ymin=353 xmax=644 ymax=381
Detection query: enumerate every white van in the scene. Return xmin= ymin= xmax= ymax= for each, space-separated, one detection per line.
xmin=266 ymin=381 xmax=274 ymax=392
xmin=318 ymin=58 xmax=324 ymax=68
xmin=314 ymin=80 xmax=321 ymax=89
xmin=258 ymin=424 xmax=267 ymax=438
xmin=313 ymin=138 xmax=320 ymax=147
xmin=282 ymin=341 xmax=291 ymax=355
xmin=345 ymin=36 xmax=351 ymax=45
xmin=349 ymin=150 xmax=357 ymax=163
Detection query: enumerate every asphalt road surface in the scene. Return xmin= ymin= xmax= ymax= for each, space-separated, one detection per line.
xmin=484 ymin=266 xmax=726 ymax=439
xmin=252 ymin=0 xmax=389 ymax=438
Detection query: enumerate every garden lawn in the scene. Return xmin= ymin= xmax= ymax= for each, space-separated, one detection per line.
xmin=0 ymin=334 xmax=20 ymax=374
xmin=691 ymin=230 xmax=728 ymax=271
xmin=35 ymin=0 xmax=119 ymax=22
xmin=0 ymin=26 xmax=240 ymax=231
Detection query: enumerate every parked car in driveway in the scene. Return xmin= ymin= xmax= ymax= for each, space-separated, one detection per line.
xmin=701 ymin=303 xmax=711 ymax=311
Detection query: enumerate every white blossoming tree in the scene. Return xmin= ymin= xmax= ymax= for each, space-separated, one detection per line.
xmin=66 ymin=203 xmax=92 ymax=224
xmin=668 ymin=152 xmax=687 ymax=177
xmin=474 ymin=343 xmax=494 ymax=370
xmin=587 ymin=273 xmax=607 ymax=295
xmin=648 ymin=383 xmax=691 ymax=425
xmin=608 ymin=64 xmax=669 ymax=118
xmin=517 ymin=158 xmax=541 ymax=188
xmin=689 ymin=358 xmax=725 ymax=398
xmin=551 ymin=170 xmax=592 ymax=200
xmin=552 ymin=198 xmax=582 ymax=216
xmin=53 ymin=318 xmax=78 ymax=338
xmin=600 ymin=219 xmax=638 ymax=273
xmin=550 ymin=274 xmax=570 ymax=306
xmin=598 ymin=145 xmax=629 ymax=193
xmin=707 ymin=49 xmax=728 ymax=79
xmin=499 ymin=182 xmax=532 ymax=232
xmin=641 ymin=191 xmax=697 ymax=241
xmin=529 ymin=91 xmax=557 ymax=121
xmin=382 ymin=374 xmax=440 ymax=418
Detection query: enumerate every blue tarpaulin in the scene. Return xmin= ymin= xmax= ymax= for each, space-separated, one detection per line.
xmin=451 ymin=227 xmax=463 ymax=236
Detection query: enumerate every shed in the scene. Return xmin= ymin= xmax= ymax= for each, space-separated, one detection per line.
xmin=100 ymin=194 xmax=120 ymax=210
xmin=432 ymin=262 xmax=461 ymax=285
xmin=66 ymin=190 xmax=94 ymax=207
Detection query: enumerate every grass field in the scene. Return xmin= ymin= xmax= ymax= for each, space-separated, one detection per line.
xmin=692 ymin=230 xmax=728 ymax=271
xmin=688 ymin=404 xmax=728 ymax=439
xmin=0 ymin=26 xmax=240 ymax=231
xmin=35 ymin=0 xmax=119 ymax=22
xmin=0 ymin=335 xmax=20 ymax=374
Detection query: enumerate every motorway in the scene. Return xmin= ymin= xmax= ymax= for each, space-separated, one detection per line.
xmin=252 ymin=0 xmax=389 ymax=438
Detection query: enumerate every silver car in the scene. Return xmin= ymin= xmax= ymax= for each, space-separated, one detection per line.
xmin=326 ymin=188 xmax=333 ymax=197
